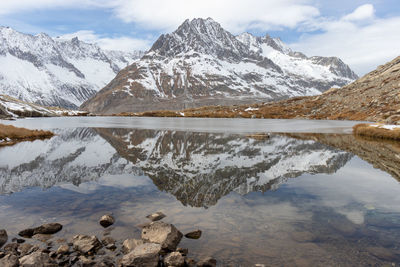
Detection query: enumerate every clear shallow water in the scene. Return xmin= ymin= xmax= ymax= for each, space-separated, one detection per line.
xmin=1 ymin=117 xmax=400 ymax=266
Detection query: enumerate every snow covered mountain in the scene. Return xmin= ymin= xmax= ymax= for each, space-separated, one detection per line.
xmin=0 ymin=128 xmax=352 ymax=208
xmin=81 ymin=18 xmax=358 ymax=114
xmin=0 ymin=26 xmax=143 ymax=109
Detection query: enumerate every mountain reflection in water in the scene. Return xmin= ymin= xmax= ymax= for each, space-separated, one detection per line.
xmin=1 ymin=128 xmax=352 ymax=207
xmin=1 ymin=127 xmax=400 ymax=265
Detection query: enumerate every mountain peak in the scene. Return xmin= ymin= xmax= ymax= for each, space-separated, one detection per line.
xmin=149 ymin=17 xmax=249 ymax=60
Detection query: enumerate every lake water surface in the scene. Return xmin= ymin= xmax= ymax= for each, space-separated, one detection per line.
xmin=1 ymin=117 xmax=400 ymax=266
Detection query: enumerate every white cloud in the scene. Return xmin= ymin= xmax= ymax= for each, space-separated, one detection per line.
xmin=342 ymin=4 xmax=375 ymax=21
xmin=111 ymin=0 xmax=320 ymax=33
xmin=59 ymin=30 xmax=152 ymax=52
xmin=291 ymin=4 xmax=400 ymax=75
xmin=0 ymin=0 xmax=113 ymax=15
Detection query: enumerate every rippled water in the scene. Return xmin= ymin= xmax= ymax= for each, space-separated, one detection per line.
xmin=1 ymin=117 xmax=400 ymax=266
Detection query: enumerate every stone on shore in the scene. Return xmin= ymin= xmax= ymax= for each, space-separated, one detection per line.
xmin=184 ymin=230 xmax=202 ymax=239
xmin=197 ymin=257 xmax=217 ymax=267
xmin=120 ymin=243 xmax=161 ymax=267
xmin=99 ymin=214 xmax=115 ymax=228
xmin=19 ymin=251 xmax=55 ymax=266
xmin=122 ymin=238 xmax=144 ymax=254
xmin=57 ymin=244 xmax=69 ymax=255
xmin=0 ymin=229 xmax=7 ymax=248
xmin=72 ymin=235 xmax=102 ymax=255
xmin=164 ymin=251 xmax=185 ymax=267
xmin=146 ymin=212 xmax=166 ymax=222
xmin=141 ymin=221 xmax=183 ymax=251
xmin=0 ymin=254 xmax=19 ymax=267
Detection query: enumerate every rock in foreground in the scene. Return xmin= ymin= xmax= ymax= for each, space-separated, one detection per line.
xmin=72 ymin=235 xmax=102 ymax=255
xmin=18 ymin=223 xmax=62 ymax=238
xmin=120 ymin=243 xmax=162 ymax=267
xmin=142 ymin=222 xmax=183 ymax=251
xmin=99 ymin=214 xmax=115 ymax=228
xmin=185 ymin=230 xmax=202 ymax=239
xmin=0 ymin=229 xmax=7 ymax=248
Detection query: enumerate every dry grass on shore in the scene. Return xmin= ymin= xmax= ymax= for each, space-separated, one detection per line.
xmin=353 ymin=123 xmax=400 ymax=141
xmin=0 ymin=123 xmax=54 ymax=146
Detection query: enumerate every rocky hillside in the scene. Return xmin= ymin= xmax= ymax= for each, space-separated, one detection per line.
xmin=81 ymin=18 xmax=357 ymax=114
xmin=134 ymin=56 xmax=400 ymax=124
xmin=0 ymin=94 xmax=88 ymax=118
xmin=0 ymin=26 xmax=143 ymax=109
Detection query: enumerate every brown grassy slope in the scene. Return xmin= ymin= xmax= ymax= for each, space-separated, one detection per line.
xmin=353 ymin=123 xmax=400 ymax=140
xmin=0 ymin=124 xmax=54 ymax=146
xmin=121 ymin=56 xmax=400 ymax=123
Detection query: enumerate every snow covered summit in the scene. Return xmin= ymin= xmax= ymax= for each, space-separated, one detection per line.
xmin=82 ymin=18 xmax=358 ymax=114
xmin=0 ymin=26 xmax=143 ymax=108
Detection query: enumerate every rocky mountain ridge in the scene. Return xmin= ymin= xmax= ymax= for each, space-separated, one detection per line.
xmin=134 ymin=55 xmax=400 ymax=124
xmin=0 ymin=26 xmax=143 ymax=109
xmin=81 ymin=18 xmax=357 ymax=114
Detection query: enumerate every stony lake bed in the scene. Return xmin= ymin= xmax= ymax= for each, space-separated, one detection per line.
xmin=1 ymin=117 xmax=400 ymax=266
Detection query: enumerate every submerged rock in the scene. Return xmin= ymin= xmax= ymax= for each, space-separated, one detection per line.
xmin=99 ymin=214 xmax=115 ymax=228
xmin=164 ymin=251 xmax=185 ymax=267
xmin=184 ymin=230 xmax=202 ymax=239
xmin=122 ymin=238 xmax=144 ymax=254
xmin=197 ymin=257 xmax=217 ymax=267
xmin=0 ymin=229 xmax=7 ymax=248
xmin=146 ymin=212 xmax=166 ymax=222
xmin=142 ymin=221 xmax=183 ymax=251
xmin=120 ymin=243 xmax=161 ymax=267
xmin=72 ymin=235 xmax=102 ymax=255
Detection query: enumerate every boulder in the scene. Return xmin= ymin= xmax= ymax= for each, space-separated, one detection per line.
xmin=72 ymin=235 xmax=102 ymax=254
xmin=0 ymin=229 xmax=7 ymax=248
xmin=141 ymin=222 xmax=183 ymax=251
xmin=120 ymin=243 xmax=161 ymax=267
xmin=197 ymin=257 xmax=217 ymax=267
xmin=18 ymin=243 xmax=38 ymax=256
xmin=0 ymin=254 xmax=19 ymax=267
xmin=18 ymin=223 xmax=62 ymax=238
xmin=164 ymin=251 xmax=185 ymax=267
xmin=33 ymin=223 xmax=63 ymax=235
xmin=184 ymin=230 xmax=202 ymax=239
xmin=19 ymin=251 xmax=55 ymax=266
xmin=3 ymin=243 xmax=19 ymax=255
xmin=146 ymin=212 xmax=166 ymax=222
xmin=122 ymin=238 xmax=144 ymax=254
xmin=56 ymin=244 xmax=69 ymax=255
xmin=99 ymin=214 xmax=115 ymax=228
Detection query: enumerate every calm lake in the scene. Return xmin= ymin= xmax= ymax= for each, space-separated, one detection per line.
xmin=1 ymin=117 xmax=400 ymax=266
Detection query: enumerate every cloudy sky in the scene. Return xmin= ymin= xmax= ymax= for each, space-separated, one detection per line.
xmin=1 ymin=0 xmax=399 ymax=75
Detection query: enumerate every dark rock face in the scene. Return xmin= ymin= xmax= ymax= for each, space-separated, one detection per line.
xmin=81 ymin=18 xmax=357 ymax=114
xmin=197 ymin=257 xmax=217 ymax=267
